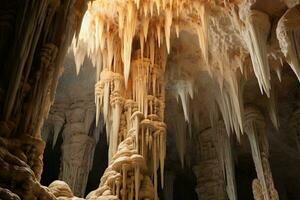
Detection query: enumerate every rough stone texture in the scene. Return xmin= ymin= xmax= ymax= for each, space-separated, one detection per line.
xmin=0 ymin=0 xmax=88 ymax=199
xmin=42 ymin=54 xmax=98 ymax=197
xmin=1 ymin=0 xmax=300 ymax=200
xmin=193 ymin=128 xmax=227 ymax=200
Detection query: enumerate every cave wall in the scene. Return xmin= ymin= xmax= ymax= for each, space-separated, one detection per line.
xmin=0 ymin=0 xmax=87 ymax=199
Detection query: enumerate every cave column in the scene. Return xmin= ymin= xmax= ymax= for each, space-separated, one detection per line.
xmin=214 ymin=121 xmax=238 ymax=200
xmin=59 ymin=98 xmax=96 ymax=197
xmin=88 ymin=39 xmax=167 ymax=200
xmin=244 ymin=107 xmax=279 ymax=200
xmin=193 ymin=127 xmax=227 ymax=200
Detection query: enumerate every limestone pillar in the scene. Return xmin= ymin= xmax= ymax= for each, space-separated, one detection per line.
xmin=244 ymin=107 xmax=279 ymax=200
xmin=193 ymin=128 xmax=227 ymax=200
xmin=214 ymin=121 xmax=238 ymax=200
xmin=59 ymin=99 xmax=96 ymax=197
xmin=87 ymin=44 xmax=167 ymax=200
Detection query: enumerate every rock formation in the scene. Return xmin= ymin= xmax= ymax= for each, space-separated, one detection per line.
xmin=193 ymin=127 xmax=227 ymax=200
xmin=1 ymin=0 xmax=300 ymax=199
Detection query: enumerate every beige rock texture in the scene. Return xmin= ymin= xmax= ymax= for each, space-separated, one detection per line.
xmin=1 ymin=0 xmax=300 ymax=200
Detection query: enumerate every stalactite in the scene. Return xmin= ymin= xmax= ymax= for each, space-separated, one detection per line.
xmin=165 ymin=8 xmax=173 ymax=53
xmin=277 ymin=5 xmax=300 ymax=82
xmin=240 ymin=8 xmax=271 ymax=97
xmin=70 ymin=1 xmax=297 ymax=200
xmin=175 ymin=80 xmax=193 ymax=122
xmin=212 ymin=69 xmax=244 ymax=141
xmin=244 ymin=107 xmax=279 ymax=200
xmin=267 ymin=86 xmax=279 ymax=130
xmin=171 ymin=110 xmax=187 ymax=167
xmin=196 ymin=4 xmax=209 ymax=64
xmin=214 ymin=122 xmax=238 ymax=200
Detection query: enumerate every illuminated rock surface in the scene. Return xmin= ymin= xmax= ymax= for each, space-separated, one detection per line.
xmin=1 ymin=0 xmax=300 ymax=200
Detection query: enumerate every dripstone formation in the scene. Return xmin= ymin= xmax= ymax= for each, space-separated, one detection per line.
xmin=1 ymin=0 xmax=300 ymax=200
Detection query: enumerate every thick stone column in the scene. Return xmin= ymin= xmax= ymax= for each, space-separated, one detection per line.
xmin=59 ymin=99 xmax=96 ymax=197
xmin=87 ymin=44 xmax=167 ymax=200
xmin=244 ymin=107 xmax=279 ymax=200
xmin=193 ymin=128 xmax=227 ymax=200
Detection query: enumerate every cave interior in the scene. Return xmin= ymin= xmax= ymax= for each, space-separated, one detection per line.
xmin=1 ymin=0 xmax=300 ymax=200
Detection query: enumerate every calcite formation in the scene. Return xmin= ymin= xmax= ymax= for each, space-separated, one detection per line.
xmin=60 ymin=100 xmax=96 ymax=197
xmin=193 ymin=127 xmax=227 ymax=200
xmin=244 ymin=107 xmax=279 ymax=200
xmin=71 ymin=0 xmax=300 ymax=199
xmin=0 ymin=0 xmax=88 ymax=198
xmin=1 ymin=0 xmax=300 ymax=199
xmin=42 ymin=90 xmax=97 ymax=197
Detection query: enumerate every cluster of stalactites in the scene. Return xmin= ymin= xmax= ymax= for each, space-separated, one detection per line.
xmin=239 ymin=4 xmax=271 ymax=97
xmin=73 ymin=1 xmax=176 ymax=199
xmin=72 ymin=1 xmax=300 ymax=198
xmin=72 ymin=0 xmax=193 ymax=85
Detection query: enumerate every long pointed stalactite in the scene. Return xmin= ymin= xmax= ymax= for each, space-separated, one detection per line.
xmin=244 ymin=107 xmax=279 ymax=200
xmin=277 ymin=5 xmax=300 ymax=81
xmin=214 ymin=121 xmax=238 ymax=200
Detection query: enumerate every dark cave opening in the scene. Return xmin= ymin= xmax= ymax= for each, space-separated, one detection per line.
xmin=41 ymin=131 xmax=64 ymax=187
xmin=236 ymin=154 xmax=256 ymax=199
xmin=85 ymin=127 xmax=108 ymax=196
xmin=173 ymin=169 xmax=198 ymax=200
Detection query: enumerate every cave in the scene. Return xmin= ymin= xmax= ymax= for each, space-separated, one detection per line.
xmin=1 ymin=0 xmax=300 ymax=200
